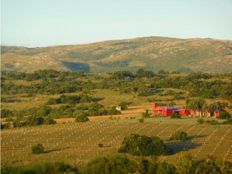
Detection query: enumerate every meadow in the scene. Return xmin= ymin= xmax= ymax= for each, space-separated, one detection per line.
xmin=1 ymin=70 xmax=232 ymax=171
xmin=2 ymin=116 xmax=232 ymax=167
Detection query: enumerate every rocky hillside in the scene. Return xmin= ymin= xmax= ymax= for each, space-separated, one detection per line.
xmin=1 ymin=36 xmax=232 ymax=73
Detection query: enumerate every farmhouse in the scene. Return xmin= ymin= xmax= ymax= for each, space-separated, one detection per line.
xmin=152 ymin=102 xmax=191 ymax=117
xmin=152 ymin=102 xmax=227 ymax=118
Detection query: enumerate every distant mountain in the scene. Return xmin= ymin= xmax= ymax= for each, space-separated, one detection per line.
xmin=1 ymin=36 xmax=232 ymax=73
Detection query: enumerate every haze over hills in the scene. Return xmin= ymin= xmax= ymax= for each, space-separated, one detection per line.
xmin=1 ymin=36 xmax=232 ymax=73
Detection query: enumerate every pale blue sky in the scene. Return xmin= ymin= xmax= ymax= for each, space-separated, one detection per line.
xmin=1 ymin=0 xmax=232 ymax=47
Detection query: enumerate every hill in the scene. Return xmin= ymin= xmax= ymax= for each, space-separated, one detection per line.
xmin=1 ymin=36 xmax=232 ymax=73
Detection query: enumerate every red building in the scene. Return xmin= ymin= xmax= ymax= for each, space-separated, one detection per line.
xmin=152 ymin=102 xmax=191 ymax=117
xmin=179 ymin=109 xmax=191 ymax=116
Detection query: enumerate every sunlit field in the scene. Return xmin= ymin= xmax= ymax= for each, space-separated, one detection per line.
xmin=2 ymin=117 xmax=232 ymax=166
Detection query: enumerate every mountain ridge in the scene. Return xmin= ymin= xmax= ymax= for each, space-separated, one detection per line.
xmin=1 ymin=36 xmax=232 ymax=73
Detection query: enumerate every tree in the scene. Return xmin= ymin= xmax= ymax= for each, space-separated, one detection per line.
xmin=169 ymin=131 xmax=188 ymax=141
xmin=176 ymin=155 xmax=196 ymax=174
xmin=88 ymin=102 xmax=106 ymax=116
xmin=186 ymin=98 xmax=207 ymax=117
xmin=27 ymin=116 xmax=45 ymax=126
xmin=1 ymin=109 xmax=14 ymax=118
xmin=218 ymin=111 xmax=231 ymax=119
xmin=194 ymin=157 xmax=221 ymax=174
xmin=75 ymin=112 xmax=89 ymax=122
xmin=136 ymin=69 xmax=154 ymax=78
xmin=208 ymin=102 xmax=227 ymax=116
xmin=157 ymin=162 xmax=176 ymax=174
xmin=118 ymin=102 xmax=129 ymax=110
xmin=118 ymin=134 xmax=167 ymax=156
xmin=82 ymin=155 xmax=137 ymax=174
xmin=44 ymin=117 xmax=56 ymax=124
xmin=36 ymin=105 xmax=52 ymax=117
xmin=112 ymin=71 xmax=135 ymax=80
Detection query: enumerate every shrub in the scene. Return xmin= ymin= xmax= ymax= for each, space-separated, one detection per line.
xmin=45 ymin=117 xmax=56 ymax=124
xmin=194 ymin=157 xmax=221 ymax=174
xmin=32 ymin=144 xmax=45 ymax=154
xmin=88 ymin=102 xmax=106 ymax=116
xmin=98 ymin=143 xmax=104 ymax=148
xmin=35 ymin=105 xmax=52 ymax=117
xmin=142 ymin=109 xmax=151 ymax=118
xmin=118 ymin=102 xmax=129 ymax=110
xmin=225 ymin=118 xmax=232 ymax=125
xmin=118 ymin=134 xmax=166 ymax=156
xmin=197 ymin=118 xmax=205 ymax=124
xmin=47 ymin=98 xmax=61 ymax=105
xmin=206 ymin=120 xmax=220 ymax=125
xmin=169 ymin=131 xmax=188 ymax=141
xmin=218 ymin=111 xmax=231 ymax=119
xmin=107 ymin=106 xmax=121 ymax=115
xmin=176 ymin=155 xmax=196 ymax=174
xmin=157 ymin=162 xmax=176 ymax=174
xmin=139 ymin=117 xmax=144 ymax=123
xmin=171 ymin=112 xmax=181 ymax=119
xmin=75 ymin=112 xmax=89 ymax=122
xmin=1 ymin=162 xmax=79 ymax=174
xmin=1 ymin=123 xmax=10 ymax=129
xmin=1 ymin=109 xmax=14 ymax=118
xmin=27 ymin=116 xmax=45 ymax=126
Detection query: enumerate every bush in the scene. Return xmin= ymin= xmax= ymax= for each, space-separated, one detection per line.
xmin=169 ymin=131 xmax=188 ymax=141
xmin=45 ymin=117 xmax=56 ymax=124
xmin=157 ymin=162 xmax=176 ymax=174
xmin=88 ymin=102 xmax=106 ymax=116
xmin=171 ymin=112 xmax=181 ymax=119
xmin=1 ymin=109 xmax=14 ymax=118
xmin=206 ymin=120 xmax=220 ymax=125
xmin=142 ymin=109 xmax=151 ymax=118
xmin=106 ymin=106 xmax=121 ymax=115
xmin=1 ymin=123 xmax=10 ymax=129
xmin=224 ymin=118 xmax=232 ymax=125
xmin=118 ymin=134 xmax=166 ymax=156
xmin=194 ymin=157 xmax=221 ymax=174
xmin=75 ymin=112 xmax=89 ymax=122
xmin=197 ymin=118 xmax=205 ymax=124
xmin=139 ymin=117 xmax=144 ymax=123
xmin=98 ymin=143 xmax=104 ymax=148
xmin=218 ymin=111 xmax=231 ymax=119
xmin=35 ymin=105 xmax=52 ymax=117
xmin=32 ymin=144 xmax=45 ymax=154
xmin=1 ymin=162 xmax=79 ymax=174
xmin=27 ymin=116 xmax=45 ymax=126
xmin=118 ymin=102 xmax=129 ymax=110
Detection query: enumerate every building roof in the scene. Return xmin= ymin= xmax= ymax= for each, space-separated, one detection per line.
xmin=154 ymin=106 xmax=180 ymax=110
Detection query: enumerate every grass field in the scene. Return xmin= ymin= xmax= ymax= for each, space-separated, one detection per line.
xmin=2 ymin=117 xmax=232 ymax=167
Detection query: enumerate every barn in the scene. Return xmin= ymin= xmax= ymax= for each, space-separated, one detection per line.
xmin=152 ymin=102 xmax=191 ymax=117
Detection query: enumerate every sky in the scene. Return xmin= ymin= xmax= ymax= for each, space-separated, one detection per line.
xmin=1 ymin=0 xmax=232 ymax=47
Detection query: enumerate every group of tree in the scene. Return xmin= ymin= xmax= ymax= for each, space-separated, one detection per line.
xmin=11 ymin=116 xmax=56 ymax=128
xmin=2 ymin=154 xmax=232 ymax=174
xmin=47 ymin=93 xmax=97 ymax=105
xmin=186 ymin=99 xmax=230 ymax=118
xmin=2 ymin=70 xmax=232 ymax=101
xmin=1 ymin=102 xmax=122 ymax=128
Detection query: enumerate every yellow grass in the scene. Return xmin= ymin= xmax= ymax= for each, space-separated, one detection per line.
xmin=2 ymin=117 xmax=232 ymax=167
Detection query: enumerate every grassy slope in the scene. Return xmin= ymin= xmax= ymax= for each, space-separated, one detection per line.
xmin=1 ymin=118 xmax=232 ymax=166
xmin=2 ymin=37 xmax=232 ymax=73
